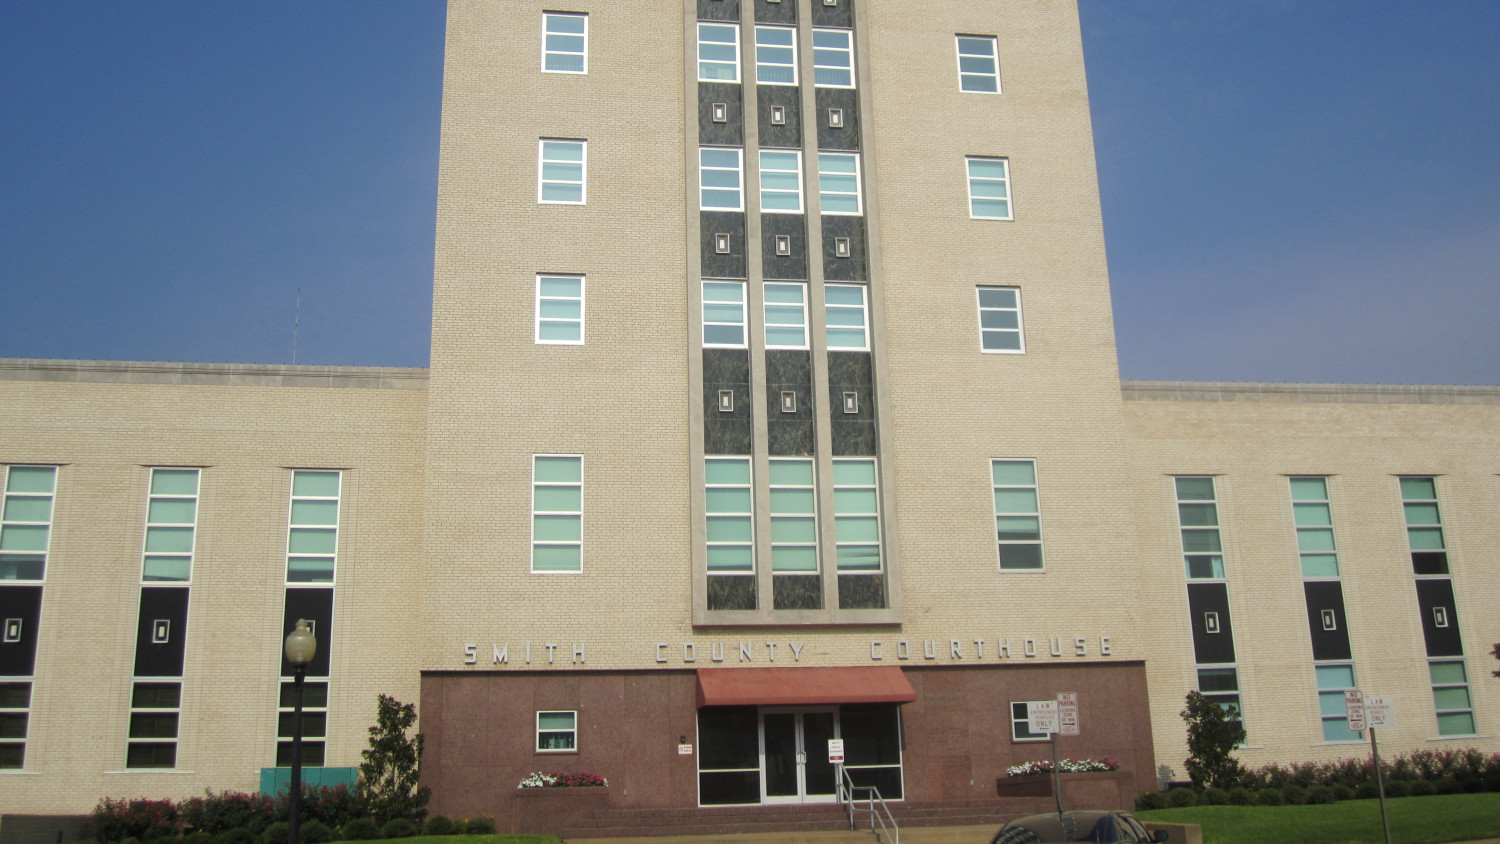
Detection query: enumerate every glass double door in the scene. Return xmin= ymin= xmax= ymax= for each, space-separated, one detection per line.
xmin=761 ymin=708 xmax=838 ymax=804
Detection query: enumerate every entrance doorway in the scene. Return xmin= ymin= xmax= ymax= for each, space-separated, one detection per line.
xmin=761 ymin=708 xmax=838 ymax=803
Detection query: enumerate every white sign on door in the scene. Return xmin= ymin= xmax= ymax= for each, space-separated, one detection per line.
xmin=828 ymin=738 xmax=845 ymax=764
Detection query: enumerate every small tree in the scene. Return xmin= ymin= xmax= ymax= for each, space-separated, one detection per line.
xmin=358 ymin=695 xmax=429 ymax=824
xmin=1180 ymin=690 xmax=1246 ymax=789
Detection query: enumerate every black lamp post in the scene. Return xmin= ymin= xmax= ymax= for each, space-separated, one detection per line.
xmin=283 ymin=619 xmax=317 ymax=844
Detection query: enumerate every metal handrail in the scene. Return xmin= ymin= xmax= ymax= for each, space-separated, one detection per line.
xmin=838 ymin=766 xmax=899 ymax=844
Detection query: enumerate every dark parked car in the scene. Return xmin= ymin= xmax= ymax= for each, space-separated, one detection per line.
xmin=991 ymin=810 xmax=1169 ymax=843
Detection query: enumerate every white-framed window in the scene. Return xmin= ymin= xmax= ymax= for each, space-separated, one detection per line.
xmin=535 ymin=274 xmax=584 ymax=345
xmin=0 ymin=681 xmax=30 ymax=769
xmin=755 ymin=25 xmax=798 ymax=85
xmin=759 ymin=150 xmax=803 ymax=213
xmin=1289 ymin=477 xmax=1339 ymax=577
xmin=812 ymin=28 xmax=854 ymax=88
xmin=1175 ymin=477 xmax=1223 ymax=580
xmin=824 ymin=283 xmax=868 ymax=350
xmin=1197 ymin=665 xmax=1243 ymax=722
xmin=536 ymin=710 xmax=578 ymax=752
xmin=126 ymin=680 xmax=181 ymax=769
xmin=702 ymin=280 xmax=747 ymax=348
xmin=976 ymin=286 xmax=1024 ymax=353
xmin=1010 ymin=701 xmax=1050 ymax=742
xmin=142 ymin=468 xmax=199 ymax=583
xmin=538 ymin=139 xmax=586 ymax=204
xmin=705 ymin=457 xmax=754 ymax=574
xmin=1400 ymin=476 xmax=1447 ymax=574
xmin=698 ymin=22 xmax=740 ymax=82
xmin=700 ymin=147 xmax=744 ymax=211
xmin=1315 ymin=663 xmax=1361 ymax=742
xmin=966 ymin=157 xmax=1012 ymax=220
xmin=542 ymin=12 xmax=587 ymax=74
xmin=832 ymin=458 xmax=881 ymax=572
xmin=955 ymin=35 xmax=1000 ymax=93
xmin=992 ymin=459 xmax=1043 ymax=571
xmin=276 ymin=679 xmax=328 ymax=767
xmin=287 ymin=470 xmax=340 ymax=584
xmin=764 ymin=282 xmax=808 ymax=349
xmin=818 ymin=152 xmax=862 ymax=215
xmin=532 ymin=455 xmax=582 ymax=573
xmin=769 ymin=458 xmax=818 ymax=574
xmin=1430 ymin=659 xmax=1475 ymax=736
xmin=1 ymin=465 xmax=56 ymax=582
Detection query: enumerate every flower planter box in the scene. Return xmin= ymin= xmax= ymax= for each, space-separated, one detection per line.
xmin=996 ymin=770 xmax=1135 ymax=809
xmin=511 ymin=786 xmax=612 ymax=836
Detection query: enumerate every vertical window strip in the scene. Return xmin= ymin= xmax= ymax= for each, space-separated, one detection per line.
xmin=0 ymin=681 xmax=30 ymax=769
xmin=956 ymin=35 xmax=1000 ymax=93
xmin=832 ymin=458 xmax=881 ymax=572
xmin=1290 ymin=477 xmax=1338 ymax=578
xmin=817 ymin=153 xmax=862 ymax=215
xmin=811 ymin=28 xmax=854 ymax=88
xmin=1315 ymin=663 xmax=1361 ymax=742
xmin=697 ymin=22 xmax=740 ymax=82
xmin=142 ymin=468 xmax=199 ymax=583
xmin=1400 ymin=476 xmax=1447 ymax=574
xmin=976 ymin=287 xmax=1024 ymax=353
xmin=532 ymin=456 xmax=583 ymax=573
xmin=276 ymin=680 xmax=329 ymax=766
xmin=126 ymin=680 xmax=181 ymax=768
xmin=542 ymin=12 xmax=587 ymax=73
xmin=759 ymin=150 xmax=804 ymax=213
xmin=536 ymin=274 xmax=585 ymax=344
xmin=1197 ymin=665 xmax=1243 ymax=721
xmin=1175 ymin=477 xmax=1224 ymax=580
xmin=755 ymin=26 xmax=797 ymax=85
xmin=700 ymin=147 xmax=744 ymax=211
xmin=537 ymin=710 xmax=578 ymax=752
xmin=538 ymin=139 xmax=586 ymax=204
xmin=764 ymin=282 xmax=809 ymax=349
xmin=702 ymin=280 xmax=747 ymax=348
xmin=992 ymin=459 xmax=1043 ymax=571
xmin=769 ymin=458 xmax=818 ymax=573
xmin=287 ymin=471 xmax=340 ymax=584
xmin=966 ymin=157 xmax=1012 ymax=220
xmin=705 ymin=457 xmax=754 ymax=574
xmin=824 ymin=284 xmax=869 ymax=350
xmin=1 ymin=465 xmax=56 ymax=582
xmin=1430 ymin=659 xmax=1476 ymax=736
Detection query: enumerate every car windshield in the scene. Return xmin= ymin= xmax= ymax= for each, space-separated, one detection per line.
xmin=993 ymin=812 xmax=1122 ymax=843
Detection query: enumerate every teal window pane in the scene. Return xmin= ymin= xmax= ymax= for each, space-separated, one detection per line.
xmin=762 ymin=193 xmax=801 ymax=211
xmin=825 ymin=285 xmax=864 ymax=307
xmin=545 ymin=34 xmax=584 ymax=53
xmin=706 ymin=515 xmax=752 ymax=543
xmin=699 ymin=23 xmax=737 ymax=43
xmin=982 ymin=331 xmax=1022 ymax=352
xmin=1319 ymin=691 xmax=1350 ymax=717
xmin=820 ymin=176 xmax=859 ymax=198
xmin=826 ymin=308 xmax=864 ymax=328
xmin=543 ymin=183 xmax=584 ymax=203
xmin=1403 ymin=502 xmax=1441 ymax=526
xmin=832 ymin=460 xmax=875 ymax=486
xmin=961 ymin=76 xmax=999 ymax=94
xmin=835 ymin=488 xmax=878 ymax=513
xmin=991 ymin=460 xmax=1035 ymax=486
xmin=757 ymin=27 xmax=793 ymax=47
xmin=292 ymin=471 xmax=339 ymax=498
xmin=836 ymin=545 xmax=881 ymax=570
xmin=1322 ymin=718 xmax=1362 ymax=742
xmin=287 ymin=557 xmax=335 ymax=582
xmin=959 ymin=55 xmax=993 ymax=74
xmin=821 ymin=195 xmax=861 ymax=214
xmin=1181 ymin=530 xmax=1222 ymax=553
xmin=539 ymin=276 xmax=582 ymax=297
xmin=532 ymin=545 xmax=581 ymax=572
xmin=970 ymin=198 xmax=1010 ymax=218
xmin=1316 ymin=664 xmax=1356 ymax=688
xmin=291 ymin=499 xmax=339 ymax=526
xmin=0 ymin=525 xmax=48 ymax=552
xmin=1399 ymin=477 xmax=1436 ymax=500
xmin=542 ymin=141 xmax=583 ymax=162
xmin=705 ymin=487 xmax=752 ymax=514
xmin=772 ymin=546 xmax=818 ymax=572
xmin=1197 ymin=668 xmax=1238 ymax=692
xmin=533 ymin=515 xmax=581 ymax=542
xmin=548 ymin=14 xmax=586 ymax=34
xmin=1177 ymin=503 xmax=1218 ymax=526
xmin=542 ymin=162 xmax=584 ymax=184
xmin=1430 ymin=661 xmax=1467 ymax=685
xmin=538 ymin=321 xmax=581 ymax=342
xmin=819 ymin=154 xmax=856 ymax=175
xmin=769 ymin=488 xmax=815 ymax=514
xmin=1175 ymin=477 xmax=1215 ymax=500
xmin=999 ymin=544 xmax=1043 ymax=570
xmin=143 ymin=556 xmax=191 ymax=581
xmin=1297 ymin=529 xmax=1336 ymax=552
xmin=147 ymin=498 xmax=196 ymax=524
xmin=1300 ymin=554 xmax=1340 ymax=577
xmin=978 ymin=288 xmax=1017 ymax=309
xmin=545 ymin=53 xmax=585 ymax=73
xmin=968 ymin=179 xmax=1010 ymax=199
xmin=1407 ymin=527 xmax=1445 ymax=550
xmin=771 ymin=517 xmax=817 ymax=543
xmin=288 ymin=528 xmax=337 ymax=555
xmin=761 ymin=172 xmax=799 ymax=193
xmin=150 ymin=470 xmax=198 ymax=496
xmin=705 ymin=459 xmax=750 ymax=485
xmin=765 ymin=326 xmax=806 ymax=347
xmin=0 ymin=554 xmax=46 ymax=580
xmin=703 ymin=325 xmax=744 ymax=346
xmin=703 ymin=303 xmax=744 ymax=323
xmin=704 ymin=282 xmax=744 ymax=302
xmin=2 ymin=498 xmax=52 ymax=522
xmin=1437 ymin=712 xmax=1476 ymax=736
xmin=768 ymin=460 xmax=813 ymax=486
xmin=1186 ymin=555 xmax=1224 ymax=579
xmin=993 ymin=488 xmax=1038 ymax=514
xmin=145 ymin=527 xmax=194 ymax=553
xmin=1293 ymin=502 xmax=1332 ymax=526
xmin=981 ymin=309 xmax=1020 ymax=330
xmin=764 ymin=284 xmax=805 ymax=304
xmin=996 ymin=516 xmax=1040 ymax=542
xmin=539 ymin=299 xmax=581 ymax=320
xmin=701 ymin=148 xmax=740 ymax=169
xmin=535 ymin=456 xmax=582 ymax=484
xmin=1433 ymin=687 xmax=1471 ymax=710
xmin=836 ymin=516 xmax=879 ymax=543
xmin=1289 ymin=477 xmax=1327 ymax=501
xmin=827 ymin=328 xmax=865 ymax=348
xmin=6 ymin=467 xmax=55 ymax=494
xmin=707 ymin=545 xmax=753 ymax=572
xmin=537 ymin=711 xmax=574 ymax=731
xmin=765 ymin=305 xmax=806 ymax=325
xmin=534 ymin=486 xmax=582 ymax=512
xmin=701 ymin=168 xmax=742 ymax=189
xmin=967 ymin=159 xmax=1007 ymax=179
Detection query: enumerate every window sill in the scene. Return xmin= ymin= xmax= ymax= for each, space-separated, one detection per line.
xmin=103 ymin=769 xmax=198 ymax=775
xmin=535 ymin=750 xmax=579 ymax=756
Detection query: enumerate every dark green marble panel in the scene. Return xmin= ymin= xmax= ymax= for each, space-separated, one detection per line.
xmin=754 ymin=0 xmax=797 ymax=24
xmin=768 ymin=419 xmax=815 ymax=455
xmin=826 ymin=350 xmax=871 ymax=386
xmin=708 ymin=575 xmax=756 ymax=610
xmin=699 ymin=0 xmax=740 ymax=22
xmin=699 ymin=83 xmax=744 ymax=147
xmin=828 ymin=351 xmax=875 ymax=456
xmin=774 ymin=575 xmax=822 ymax=610
xmin=703 ymin=348 xmax=751 ymax=383
xmin=767 ymin=349 xmax=814 ymax=455
xmin=838 ymin=573 xmax=885 ymax=609
xmin=704 ymin=350 xmax=751 ymax=455
xmin=765 ymin=349 xmax=812 ymax=385
xmin=761 ymin=213 xmax=808 ymax=280
xmin=815 ymin=87 xmax=860 ymax=151
xmin=810 ymin=0 xmax=852 ymax=28
xmin=758 ymin=86 xmax=803 ymax=149
xmin=701 ymin=211 xmax=747 ymax=279
xmin=821 ymin=214 xmax=867 ymax=281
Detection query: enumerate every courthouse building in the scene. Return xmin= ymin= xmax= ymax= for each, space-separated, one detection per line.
xmin=2 ymin=0 xmax=1497 ymax=833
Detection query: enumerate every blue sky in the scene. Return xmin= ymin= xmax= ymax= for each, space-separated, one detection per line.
xmin=1 ymin=3 xmax=1497 ymax=384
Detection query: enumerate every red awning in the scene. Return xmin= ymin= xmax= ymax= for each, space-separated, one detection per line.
xmin=695 ymin=666 xmax=917 ymax=708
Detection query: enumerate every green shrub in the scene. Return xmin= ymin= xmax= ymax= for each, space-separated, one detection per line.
xmin=1354 ymin=781 xmax=1380 ymax=799
xmin=1384 ymin=780 xmax=1412 ymax=798
xmin=180 ymin=792 xmax=277 ymax=836
xmin=1199 ymin=787 xmax=1230 ymax=805
xmin=261 ymin=822 xmax=289 ymax=844
xmin=342 ymin=818 xmax=379 ymax=841
xmin=378 ymin=819 xmax=415 ymax=839
xmin=1227 ymin=787 xmax=1254 ymax=806
xmin=1134 ymin=791 xmax=1167 ymax=811
xmin=1435 ymin=776 xmax=1462 ymax=795
xmin=121 ymin=837 xmax=142 ymax=844
xmin=184 ymin=832 xmax=214 ymax=844
xmin=1256 ymin=787 xmax=1285 ymax=806
xmin=1485 ymin=771 xmax=1500 ymax=792
xmin=1410 ymin=779 xmax=1437 ymax=797
xmin=214 ymin=829 xmax=257 ymax=844
xmin=421 ymin=816 xmax=455 ymax=836
xmin=92 ymin=799 xmax=179 ymax=843
xmin=300 ymin=820 xmax=333 ymax=844
xmin=460 ymin=817 xmax=495 ymax=835
xmin=1164 ymin=788 xmax=1197 ymax=808
xmin=1331 ymin=783 xmax=1356 ymax=802
xmin=1282 ymin=784 xmax=1308 ymax=805
xmin=1305 ymin=785 xmax=1336 ymax=805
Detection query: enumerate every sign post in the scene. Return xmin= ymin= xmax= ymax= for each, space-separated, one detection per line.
xmin=828 ymin=738 xmax=845 ymax=802
xmin=1027 ymin=698 xmax=1069 ymax=816
xmin=1347 ymin=690 xmax=1392 ymax=844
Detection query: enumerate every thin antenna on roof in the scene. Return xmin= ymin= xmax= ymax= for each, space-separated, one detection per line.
xmin=292 ymin=287 xmax=301 ymax=365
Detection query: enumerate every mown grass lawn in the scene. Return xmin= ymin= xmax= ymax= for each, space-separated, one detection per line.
xmin=347 ymin=837 xmax=558 ymax=844
xmin=1137 ymin=792 xmax=1500 ymax=844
